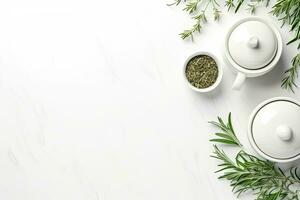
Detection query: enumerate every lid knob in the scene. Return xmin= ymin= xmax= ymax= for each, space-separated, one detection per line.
xmin=248 ymin=36 xmax=259 ymax=49
xmin=276 ymin=125 xmax=293 ymax=141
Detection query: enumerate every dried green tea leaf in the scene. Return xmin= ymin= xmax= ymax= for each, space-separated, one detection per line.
xmin=185 ymin=55 xmax=218 ymax=89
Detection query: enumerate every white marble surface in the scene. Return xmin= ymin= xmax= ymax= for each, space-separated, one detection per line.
xmin=0 ymin=0 xmax=299 ymax=199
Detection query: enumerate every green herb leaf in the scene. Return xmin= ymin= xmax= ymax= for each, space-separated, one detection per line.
xmin=209 ymin=112 xmax=242 ymax=147
xmin=213 ymin=8 xmax=221 ymax=21
xmin=212 ymin=145 xmax=300 ymax=199
xmin=235 ymin=0 xmax=244 ymax=13
xmin=183 ymin=0 xmax=201 ymax=14
xmin=281 ymin=53 xmax=300 ymax=92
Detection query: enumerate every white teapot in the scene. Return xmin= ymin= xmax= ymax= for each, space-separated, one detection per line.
xmin=248 ymin=97 xmax=300 ymax=163
xmin=224 ymin=17 xmax=283 ymax=90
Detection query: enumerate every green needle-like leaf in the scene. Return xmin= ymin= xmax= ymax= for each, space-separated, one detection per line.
xmin=281 ymin=53 xmax=300 ymax=92
xmin=209 ymin=112 xmax=242 ymax=147
xmin=212 ymin=145 xmax=300 ymax=199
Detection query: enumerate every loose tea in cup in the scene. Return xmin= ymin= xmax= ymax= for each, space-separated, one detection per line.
xmin=185 ymin=55 xmax=218 ymax=89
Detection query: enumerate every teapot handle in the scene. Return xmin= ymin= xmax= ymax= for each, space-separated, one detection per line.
xmin=232 ymin=72 xmax=246 ymax=90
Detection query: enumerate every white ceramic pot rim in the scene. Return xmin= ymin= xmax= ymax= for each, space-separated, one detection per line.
xmin=248 ymin=97 xmax=300 ymax=163
xmin=183 ymin=51 xmax=223 ymax=93
xmin=225 ymin=17 xmax=283 ymax=76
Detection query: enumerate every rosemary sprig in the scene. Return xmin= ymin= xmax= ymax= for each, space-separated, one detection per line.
xmin=209 ymin=113 xmax=242 ymax=147
xmin=171 ymin=0 xmax=220 ymax=40
xmin=225 ymin=0 xmax=235 ymax=11
xmin=272 ymin=0 xmax=300 ymax=48
xmin=179 ymin=13 xmax=204 ymax=40
xmin=281 ymin=53 xmax=300 ymax=92
xmin=183 ymin=0 xmax=201 ymax=14
xmin=210 ymin=113 xmax=300 ymax=199
xmin=212 ymin=145 xmax=300 ymax=199
xmin=271 ymin=0 xmax=300 ymax=91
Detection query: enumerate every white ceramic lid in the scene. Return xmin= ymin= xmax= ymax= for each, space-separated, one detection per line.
xmin=227 ymin=19 xmax=278 ymax=70
xmin=249 ymin=98 xmax=300 ymax=162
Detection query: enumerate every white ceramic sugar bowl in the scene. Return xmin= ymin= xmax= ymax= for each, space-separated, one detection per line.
xmin=225 ymin=17 xmax=283 ymax=90
xmin=248 ymin=97 xmax=300 ymax=163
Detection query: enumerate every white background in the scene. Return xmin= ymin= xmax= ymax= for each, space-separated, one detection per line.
xmin=0 ymin=0 xmax=299 ymax=199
